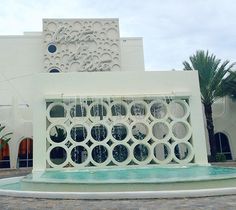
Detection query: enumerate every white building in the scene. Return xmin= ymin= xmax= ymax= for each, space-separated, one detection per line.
xmin=212 ymin=97 xmax=236 ymax=160
xmin=0 ymin=19 xmax=208 ymax=170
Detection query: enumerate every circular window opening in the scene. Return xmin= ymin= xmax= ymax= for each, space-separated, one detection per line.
xmin=113 ymin=144 xmax=128 ymax=162
xmin=172 ymin=122 xmax=189 ymax=139
xmin=150 ymin=102 xmax=167 ymax=119
xmin=48 ymin=44 xmax=57 ymax=53
xmin=154 ymin=143 xmax=170 ymax=161
xmin=50 ymin=147 xmax=67 ymax=165
xmin=169 ymin=101 xmax=188 ymax=119
xmin=131 ymin=103 xmax=146 ymax=117
xmin=49 ymin=104 xmax=66 ymax=118
xmin=152 ymin=122 xmax=169 ymax=140
xmin=133 ymin=144 xmax=149 ymax=161
xmin=91 ymin=124 xmax=108 ymax=141
xmin=174 ymin=143 xmax=190 ymax=160
xmin=132 ymin=123 xmax=148 ymax=140
xmin=71 ymin=146 xmax=88 ymax=164
xmin=92 ymin=145 xmax=108 ymax=163
xmin=49 ymin=68 xmax=60 ymax=73
xmin=49 ymin=125 xmax=67 ymax=143
xmin=112 ymin=124 xmax=127 ymax=141
xmin=90 ymin=104 xmax=107 ymax=120
xmin=111 ymin=104 xmax=126 ymax=116
xmin=70 ymin=104 xmax=87 ymax=118
xmin=70 ymin=125 xmax=87 ymax=142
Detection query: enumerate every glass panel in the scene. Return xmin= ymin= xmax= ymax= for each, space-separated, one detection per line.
xmin=0 ymin=140 xmax=10 ymax=168
xmin=18 ymin=138 xmax=33 ymax=168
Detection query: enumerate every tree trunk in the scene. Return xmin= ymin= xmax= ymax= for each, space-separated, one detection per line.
xmin=203 ymin=103 xmax=217 ymax=162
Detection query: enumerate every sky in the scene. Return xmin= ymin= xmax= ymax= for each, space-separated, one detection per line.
xmin=0 ymin=0 xmax=236 ymax=70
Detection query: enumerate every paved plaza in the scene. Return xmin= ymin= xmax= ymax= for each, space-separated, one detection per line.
xmin=1 ymin=194 xmax=236 ymax=210
xmin=1 ymin=167 xmax=236 ymax=210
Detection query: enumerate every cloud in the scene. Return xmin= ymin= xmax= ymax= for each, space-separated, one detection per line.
xmin=0 ymin=0 xmax=235 ymax=70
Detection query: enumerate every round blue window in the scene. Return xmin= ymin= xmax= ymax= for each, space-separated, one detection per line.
xmin=48 ymin=44 xmax=57 ymax=53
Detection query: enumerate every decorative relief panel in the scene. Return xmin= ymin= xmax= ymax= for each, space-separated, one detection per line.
xmin=46 ymin=96 xmax=194 ymax=169
xmin=43 ymin=19 xmax=121 ymax=72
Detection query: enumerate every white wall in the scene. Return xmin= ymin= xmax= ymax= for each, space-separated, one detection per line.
xmin=0 ymin=35 xmax=43 ymax=105
xmin=213 ymin=97 xmax=236 ymax=159
xmin=120 ymin=38 xmax=145 ymax=72
xmin=0 ymin=35 xmax=144 ymax=105
xmin=0 ymin=33 xmax=145 ymax=169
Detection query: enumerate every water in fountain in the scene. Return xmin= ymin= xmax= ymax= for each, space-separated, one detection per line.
xmin=132 ymin=97 xmax=146 ymax=161
xmin=112 ymin=97 xmax=127 ymax=162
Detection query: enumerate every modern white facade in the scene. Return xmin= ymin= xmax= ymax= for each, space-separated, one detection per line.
xmin=0 ymin=19 xmax=208 ymax=170
xmin=212 ymin=97 xmax=236 ymax=160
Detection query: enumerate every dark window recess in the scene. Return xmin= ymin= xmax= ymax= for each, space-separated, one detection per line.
xmin=0 ymin=140 xmax=10 ymax=168
xmin=215 ymin=132 xmax=232 ymax=160
xmin=49 ymin=68 xmax=60 ymax=73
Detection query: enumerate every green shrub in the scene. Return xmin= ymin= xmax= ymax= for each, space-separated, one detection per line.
xmin=215 ymin=153 xmax=226 ymax=162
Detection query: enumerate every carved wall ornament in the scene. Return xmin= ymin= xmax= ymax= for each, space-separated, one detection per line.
xmin=43 ymin=19 xmax=121 ymax=72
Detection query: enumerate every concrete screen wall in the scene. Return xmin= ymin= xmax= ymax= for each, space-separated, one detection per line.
xmin=33 ymin=71 xmax=208 ymax=172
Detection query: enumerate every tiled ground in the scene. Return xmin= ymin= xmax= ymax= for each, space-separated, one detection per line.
xmin=0 ymin=165 xmax=236 ymax=210
xmin=1 ymin=195 xmax=236 ymax=210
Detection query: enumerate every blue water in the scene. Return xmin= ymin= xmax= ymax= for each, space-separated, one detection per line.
xmin=2 ymin=166 xmax=236 ymax=191
xmin=29 ymin=166 xmax=236 ymax=184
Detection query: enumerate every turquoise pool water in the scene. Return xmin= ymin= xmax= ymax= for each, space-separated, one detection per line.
xmin=0 ymin=182 xmax=21 ymax=190
xmin=27 ymin=165 xmax=236 ymax=183
xmin=2 ymin=165 xmax=236 ymax=199
xmin=2 ymin=165 xmax=236 ymax=192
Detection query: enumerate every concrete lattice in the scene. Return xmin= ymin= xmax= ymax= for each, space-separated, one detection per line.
xmin=46 ymin=97 xmax=194 ymax=169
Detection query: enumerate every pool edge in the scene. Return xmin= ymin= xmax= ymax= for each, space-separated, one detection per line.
xmin=1 ymin=176 xmax=236 ymax=199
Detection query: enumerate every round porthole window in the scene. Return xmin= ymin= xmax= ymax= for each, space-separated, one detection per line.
xmin=49 ymin=68 xmax=60 ymax=73
xmin=48 ymin=44 xmax=57 ymax=53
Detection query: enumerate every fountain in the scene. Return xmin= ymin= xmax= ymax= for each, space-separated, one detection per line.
xmin=1 ymin=18 xmax=236 ymax=199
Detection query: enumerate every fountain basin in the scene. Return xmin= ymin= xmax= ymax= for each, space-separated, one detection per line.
xmin=2 ymin=165 xmax=236 ymax=199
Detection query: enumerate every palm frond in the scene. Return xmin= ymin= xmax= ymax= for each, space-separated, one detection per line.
xmin=183 ymin=50 xmax=235 ymax=105
xmin=0 ymin=124 xmax=12 ymax=150
xmin=0 ymin=125 xmax=6 ymax=133
xmin=220 ymin=70 xmax=236 ymax=98
xmin=1 ymin=132 xmax=13 ymax=140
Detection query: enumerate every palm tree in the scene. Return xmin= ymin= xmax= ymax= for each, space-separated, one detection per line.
xmin=0 ymin=124 xmax=12 ymax=150
xmin=183 ymin=50 xmax=236 ymax=161
xmin=222 ymin=71 xmax=236 ymax=98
